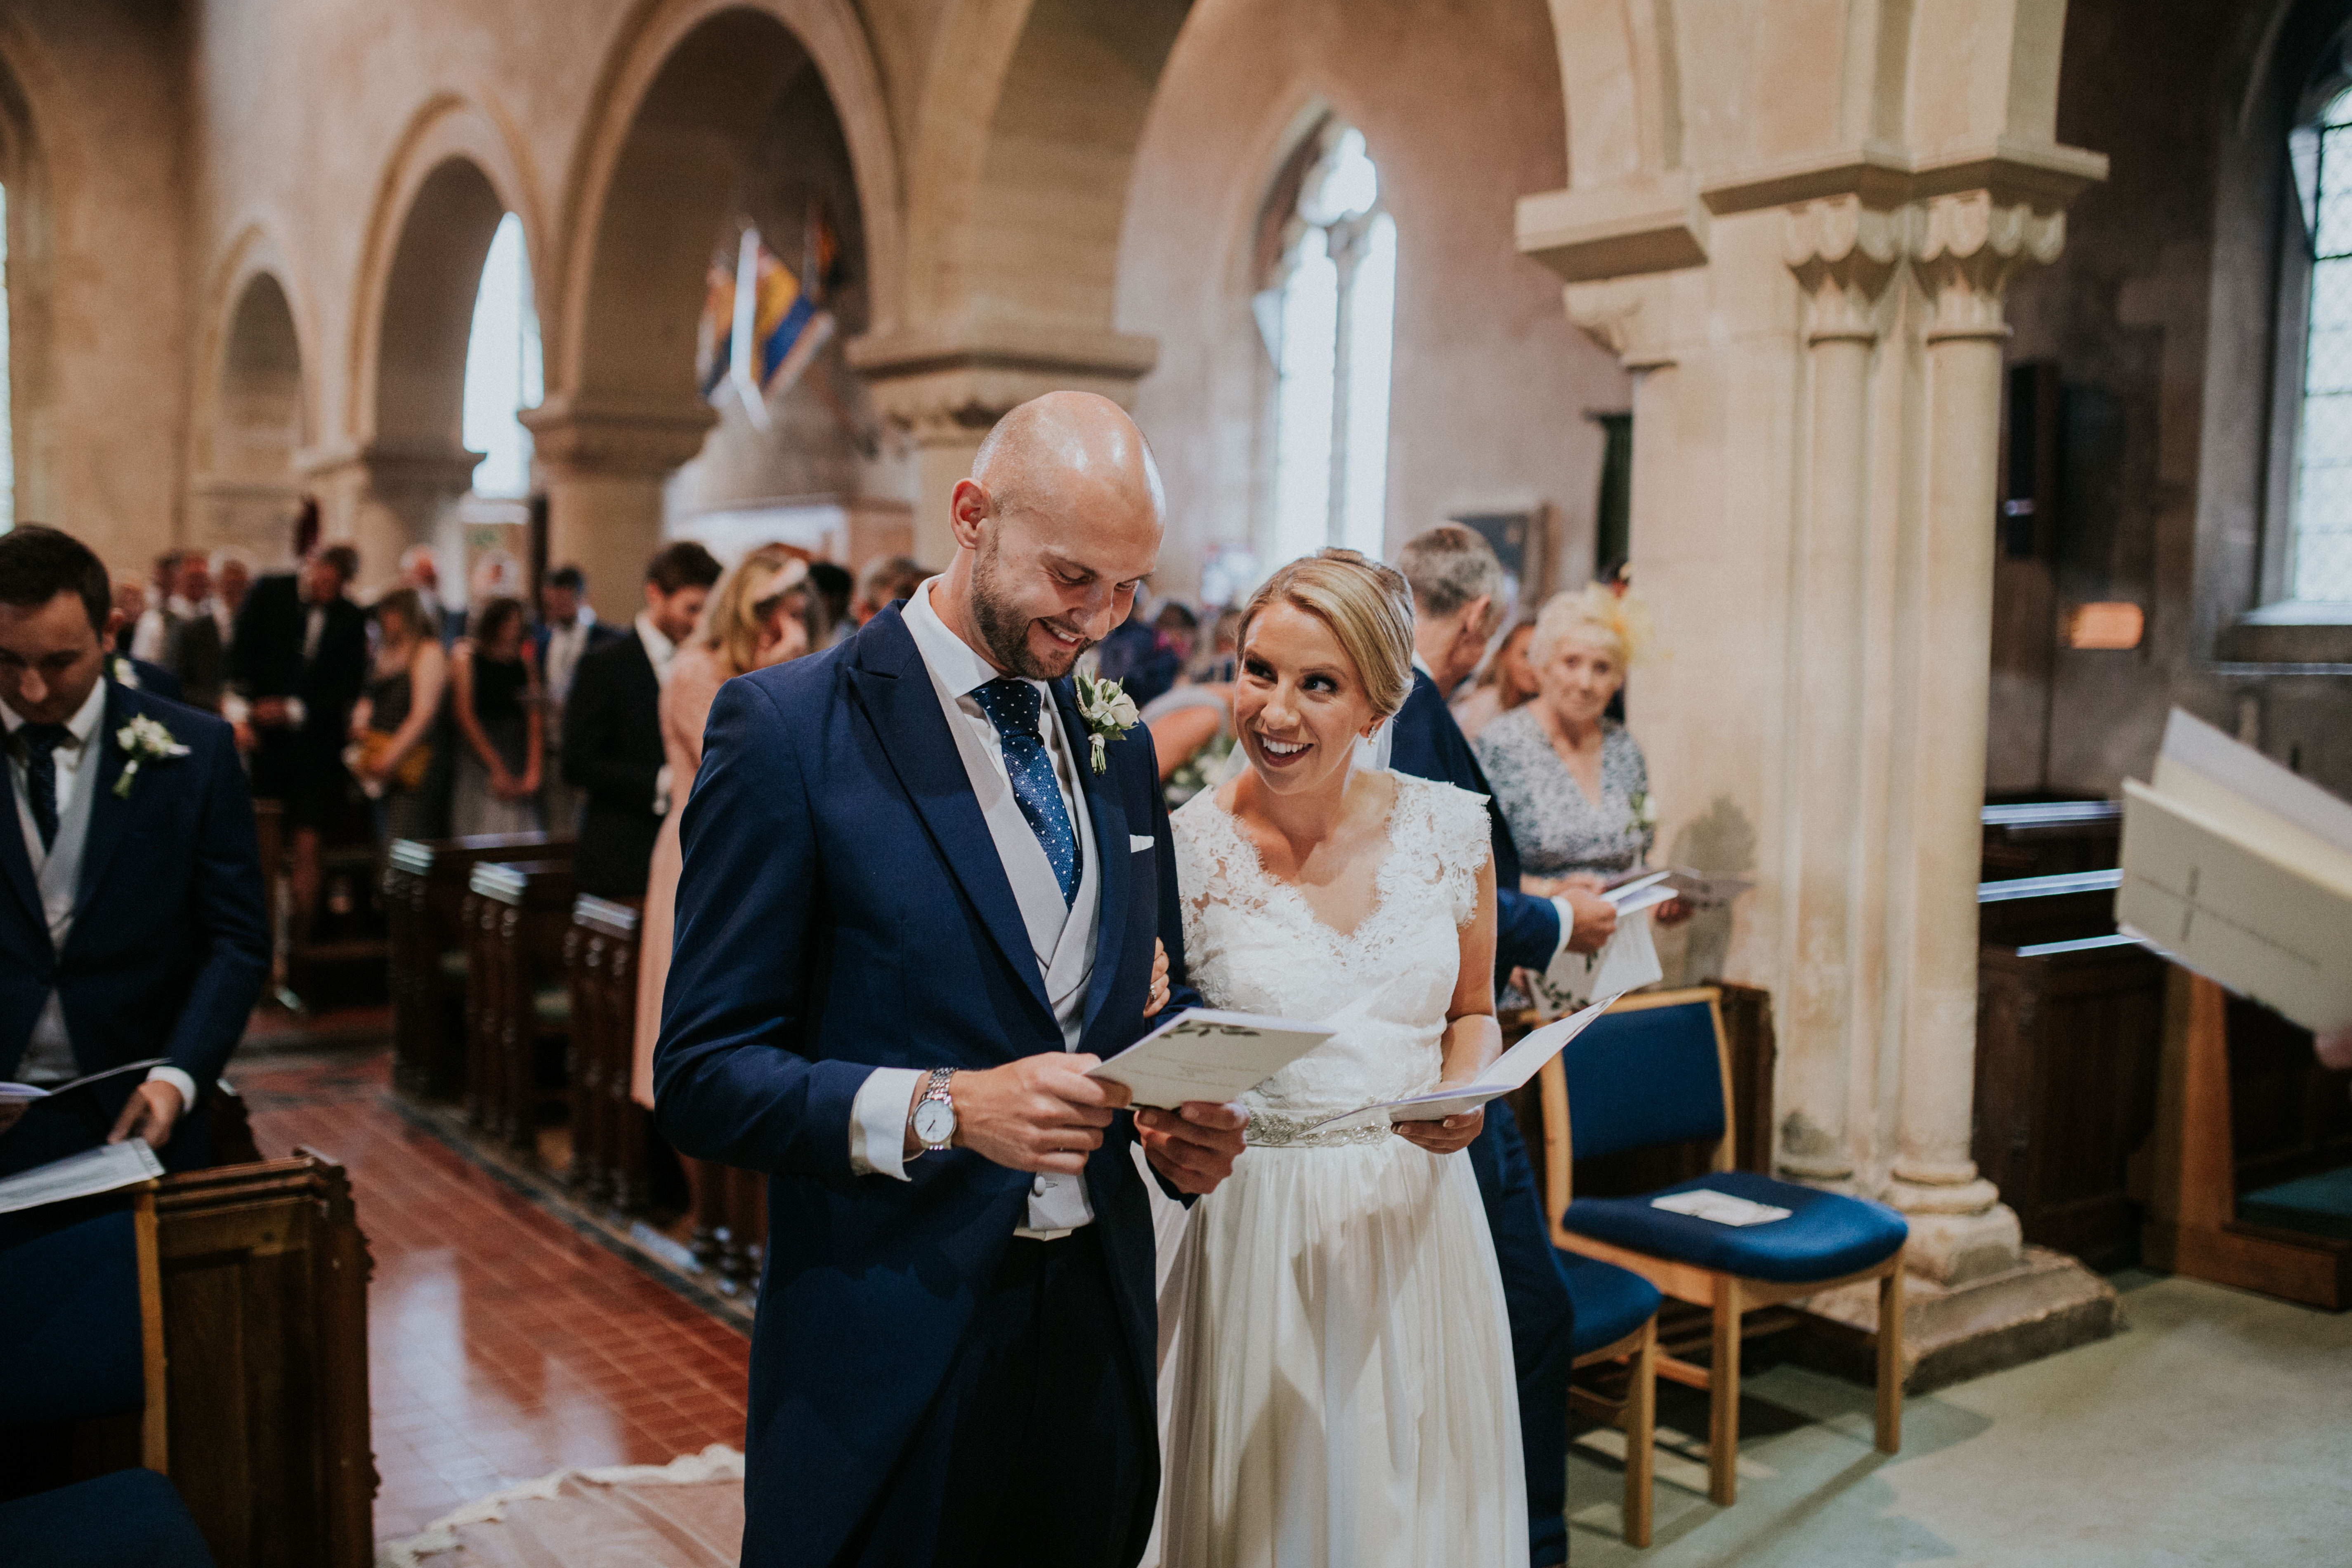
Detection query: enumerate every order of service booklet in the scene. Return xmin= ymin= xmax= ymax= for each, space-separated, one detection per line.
xmin=2116 ymin=708 xmax=2352 ymax=1033
xmin=1304 ymin=992 xmax=1624 ymax=1132
xmin=0 ymin=1137 xmax=164 ymax=1216
xmin=1088 ymin=1008 xmax=1338 ymax=1110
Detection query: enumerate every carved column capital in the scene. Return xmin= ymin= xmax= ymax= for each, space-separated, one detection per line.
xmin=520 ymin=391 xmax=718 ymax=480
xmin=1909 ymin=191 xmax=2066 ymax=341
xmin=1563 ymin=276 xmax=1677 ymax=370
xmin=1783 ymin=197 xmax=1903 ymax=342
xmin=847 ymin=319 xmax=1159 ymax=445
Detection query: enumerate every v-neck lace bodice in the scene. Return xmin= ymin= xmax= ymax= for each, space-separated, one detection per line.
xmin=1172 ymin=771 xmax=1493 ymax=1145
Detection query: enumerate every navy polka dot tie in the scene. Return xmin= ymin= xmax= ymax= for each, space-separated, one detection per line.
xmin=971 ymin=678 xmax=1081 ymax=907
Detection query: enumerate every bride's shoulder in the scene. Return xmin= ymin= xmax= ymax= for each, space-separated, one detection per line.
xmin=1384 ymin=771 xmax=1495 ymax=868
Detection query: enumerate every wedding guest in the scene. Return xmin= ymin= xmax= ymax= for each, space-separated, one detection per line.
xmin=1475 ymin=583 xmax=1659 ymax=895
xmin=109 ymin=577 xmax=146 ymax=656
xmin=449 ymin=595 xmax=542 ymax=837
xmin=807 ymin=559 xmax=853 ymax=647
xmin=562 ymin=541 xmax=721 ymax=899
xmin=129 ymin=551 xmax=228 ymax=712
xmin=231 ymin=542 xmax=368 ymax=936
xmin=1190 ymin=606 xmax=1241 ymax=684
xmin=534 ymin=563 xmax=612 ymax=836
xmin=348 ymin=588 xmax=446 ymax=845
xmin=630 ymin=548 xmax=810 ymax=1108
xmin=210 ymin=550 xmax=252 ymax=648
xmin=1452 ymin=618 xmax=1539 ymax=742
xmin=398 ymin=544 xmax=450 ymax=639
xmin=0 ymin=527 xmax=267 ymax=1178
xmin=850 ymin=553 xmax=927 ymax=626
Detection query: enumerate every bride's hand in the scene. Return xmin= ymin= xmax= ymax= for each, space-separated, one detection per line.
xmin=1395 ymin=1103 xmax=1484 ymax=1156
xmin=1147 ymin=939 xmax=1171 ymax=1015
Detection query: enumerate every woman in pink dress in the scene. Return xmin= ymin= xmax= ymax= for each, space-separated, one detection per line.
xmin=630 ymin=548 xmax=811 ymax=1105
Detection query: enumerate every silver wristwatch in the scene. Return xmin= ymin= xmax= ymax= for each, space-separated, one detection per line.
xmin=910 ymin=1067 xmax=957 ymax=1156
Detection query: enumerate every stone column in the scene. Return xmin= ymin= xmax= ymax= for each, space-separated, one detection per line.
xmin=849 ymin=322 xmax=1159 ymax=565
xmin=1777 ymin=200 xmax=1901 ymax=1189
xmin=522 ymin=393 xmax=717 ymax=623
xmin=301 ymin=442 xmax=480 ymax=589
xmin=1887 ymin=193 xmax=2066 ymax=1282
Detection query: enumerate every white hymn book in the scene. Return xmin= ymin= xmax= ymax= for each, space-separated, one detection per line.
xmin=1303 ymin=993 xmax=1623 ymax=1133
xmin=1089 ymin=1008 xmax=1336 ymax=1109
xmin=0 ymin=1138 xmax=163 ymax=1215
xmin=2116 ymin=708 xmax=2352 ymax=1032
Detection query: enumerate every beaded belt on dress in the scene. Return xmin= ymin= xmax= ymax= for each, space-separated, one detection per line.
xmin=1244 ymin=1110 xmax=1395 ymax=1149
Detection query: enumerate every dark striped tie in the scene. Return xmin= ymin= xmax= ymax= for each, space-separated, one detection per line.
xmin=17 ymin=723 xmax=71 ymax=852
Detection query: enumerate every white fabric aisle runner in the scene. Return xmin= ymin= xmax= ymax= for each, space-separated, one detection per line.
xmin=376 ymin=1446 xmax=746 ymax=1568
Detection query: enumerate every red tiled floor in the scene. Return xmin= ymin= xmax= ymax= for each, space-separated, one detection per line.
xmin=234 ymin=1047 xmax=752 ymax=1542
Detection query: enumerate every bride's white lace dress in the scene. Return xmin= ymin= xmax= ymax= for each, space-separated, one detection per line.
xmin=1158 ymin=770 xmax=1528 ymax=1568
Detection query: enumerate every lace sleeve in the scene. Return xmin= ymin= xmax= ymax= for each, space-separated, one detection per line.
xmin=1397 ymin=775 xmax=1495 ymax=929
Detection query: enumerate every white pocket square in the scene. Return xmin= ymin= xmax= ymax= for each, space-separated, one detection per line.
xmin=1129 ymin=834 xmax=1156 ymax=853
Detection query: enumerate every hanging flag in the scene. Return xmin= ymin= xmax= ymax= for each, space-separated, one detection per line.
xmin=751 ymin=243 xmax=816 ymax=389
xmin=697 ymin=258 xmax=736 ymax=402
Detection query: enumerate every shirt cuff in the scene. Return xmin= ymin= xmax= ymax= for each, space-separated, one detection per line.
xmin=1549 ymin=896 xmax=1581 ymax=967
xmin=146 ymin=1065 xmax=200 ymax=1114
xmin=849 ymin=1066 xmax=925 ymax=1180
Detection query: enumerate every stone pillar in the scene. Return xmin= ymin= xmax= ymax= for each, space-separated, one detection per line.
xmin=849 ymin=322 xmax=1159 ymax=565
xmin=1777 ymin=201 xmax=1901 ymax=1189
xmin=522 ymin=393 xmax=717 ymax=623
xmin=1885 ymin=193 xmax=2066 ymax=1282
xmin=301 ymin=443 xmax=480 ymax=590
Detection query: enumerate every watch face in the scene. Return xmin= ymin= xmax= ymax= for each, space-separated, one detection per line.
xmin=913 ymin=1099 xmax=956 ymax=1145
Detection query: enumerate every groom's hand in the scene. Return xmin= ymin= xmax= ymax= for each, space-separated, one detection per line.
xmin=1138 ymin=1103 xmax=1247 ymax=1195
xmin=942 ymin=1055 xmax=1134 ymax=1174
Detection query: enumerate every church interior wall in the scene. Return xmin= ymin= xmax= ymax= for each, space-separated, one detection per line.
xmin=2002 ymin=0 xmax=2352 ymax=801
xmin=0 ymin=0 xmax=193 ymax=576
xmin=1115 ymin=0 xmax=1629 ymax=604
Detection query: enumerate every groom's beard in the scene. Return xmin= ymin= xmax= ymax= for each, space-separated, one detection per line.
xmin=971 ymin=534 xmax=1094 ymax=680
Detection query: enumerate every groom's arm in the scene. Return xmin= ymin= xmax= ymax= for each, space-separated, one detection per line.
xmin=653 ymin=677 xmax=866 ymax=1182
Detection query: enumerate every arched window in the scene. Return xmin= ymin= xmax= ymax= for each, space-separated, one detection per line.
xmin=1265 ymin=124 xmax=1395 ymax=565
xmin=2288 ymin=86 xmax=2352 ymax=602
xmin=0 ymin=181 xmax=13 ymax=532
xmin=461 ymin=214 xmax=541 ymax=500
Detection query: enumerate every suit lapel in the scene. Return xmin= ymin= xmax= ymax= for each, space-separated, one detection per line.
xmin=75 ymin=681 xmax=135 ymax=919
xmin=1054 ymin=679 xmax=1131 ymax=1041
xmin=0 ymin=735 xmax=40 ymax=929
xmin=849 ymin=611 xmax=1056 ymax=1029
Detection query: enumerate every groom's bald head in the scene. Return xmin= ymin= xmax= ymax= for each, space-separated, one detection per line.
xmin=939 ymin=392 xmax=1165 ymax=679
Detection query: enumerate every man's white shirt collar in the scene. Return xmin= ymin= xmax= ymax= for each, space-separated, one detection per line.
xmin=2 ymin=676 xmax=106 ymax=748
xmin=904 ymin=576 xmax=1045 ymax=703
xmin=634 ymin=611 xmax=680 ymax=681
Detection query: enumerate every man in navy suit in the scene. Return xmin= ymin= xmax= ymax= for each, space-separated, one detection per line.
xmin=1387 ymin=524 xmax=1618 ymax=1567
xmin=0 ymin=527 xmax=269 ymax=1177
xmin=656 ymin=393 xmax=1248 ymax=1568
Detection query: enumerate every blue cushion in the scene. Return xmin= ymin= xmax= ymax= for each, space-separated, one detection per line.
xmin=1559 ymin=1249 xmax=1662 ymax=1358
xmin=1564 ymin=1000 xmax=1726 ymax=1160
xmin=0 ymin=1468 xmax=217 ymax=1566
xmin=1563 ymin=1170 xmax=1908 ymax=1285
xmin=0 ymin=1209 xmax=144 ymax=1427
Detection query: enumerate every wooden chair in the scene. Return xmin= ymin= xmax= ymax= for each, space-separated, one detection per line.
xmin=0 ymin=1184 xmax=168 ymax=1476
xmin=1558 ymin=1249 xmax=1661 ymax=1546
xmin=1540 ymin=987 xmax=1907 ymax=1507
xmin=564 ymin=895 xmax=647 ymax=1211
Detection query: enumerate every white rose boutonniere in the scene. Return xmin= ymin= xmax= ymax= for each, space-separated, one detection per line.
xmin=1072 ymin=670 xmax=1141 ymax=775
xmin=115 ymin=713 xmax=191 ymax=798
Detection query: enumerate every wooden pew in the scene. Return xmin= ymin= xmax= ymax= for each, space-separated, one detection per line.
xmin=1974 ymin=935 xmax=2166 ymax=1268
xmin=154 ymin=1153 xmax=374 ymax=1567
xmin=564 ymin=895 xmax=647 ymax=1212
xmin=384 ymin=833 xmax=573 ymax=1101
xmin=2142 ymin=972 xmax=2352 ymax=1307
xmin=463 ymin=860 xmax=576 ymax=1160
xmin=683 ymin=1161 xmax=769 ymax=1296
xmin=1976 ymin=867 xmax=2119 ymax=949
xmin=1980 ymin=798 xmax=2121 ymax=881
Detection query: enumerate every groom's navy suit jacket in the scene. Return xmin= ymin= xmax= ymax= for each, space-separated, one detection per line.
xmin=0 ymin=679 xmax=269 ymax=1166
xmin=654 ymin=605 xmax=1199 ymax=1568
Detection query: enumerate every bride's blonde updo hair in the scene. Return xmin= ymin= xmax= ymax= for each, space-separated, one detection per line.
xmin=1236 ymin=548 xmax=1417 ymax=721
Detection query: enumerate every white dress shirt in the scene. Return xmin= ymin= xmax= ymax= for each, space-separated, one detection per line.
xmin=543 ymin=607 xmax=600 ymax=709
xmin=3 ymin=681 xmax=198 ymax=1110
xmin=846 ymin=580 xmax=1103 ymax=1235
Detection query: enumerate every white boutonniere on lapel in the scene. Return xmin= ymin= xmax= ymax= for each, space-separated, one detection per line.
xmin=114 ymin=713 xmax=191 ymax=798
xmin=1072 ymin=671 xmax=1140 ymax=776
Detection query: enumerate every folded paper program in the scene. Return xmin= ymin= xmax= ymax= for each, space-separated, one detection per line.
xmin=1650 ymin=1189 xmax=1791 ymax=1227
xmin=1304 ymin=993 xmax=1623 ymax=1132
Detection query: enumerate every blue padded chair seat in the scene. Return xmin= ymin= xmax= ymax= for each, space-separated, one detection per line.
xmin=1559 ymin=1249 xmax=1662 ymax=1358
xmin=1563 ymin=1170 xmax=1908 ymax=1285
xmin=0 ymin=1468 xmax=217 ymax=1566
xmin=0 ymin=1207 xmax=144 ymax=1428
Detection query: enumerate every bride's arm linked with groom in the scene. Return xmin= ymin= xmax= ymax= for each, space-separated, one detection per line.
xmin=648 ymin=392 xmax=1245 ymax=1568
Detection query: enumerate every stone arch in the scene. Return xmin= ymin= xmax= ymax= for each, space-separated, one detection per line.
xmin=187 ymin=227 xmax=316 ymax=557
xmin=534 ymin=0 xmax=900 ymax=606
xmin=553 ymin=0 xmax=902 ymax=401
xmin=1543 ymin=0 xmax=1682 ymax=189
xmin=0 ymin=13 xmax=68 ymax=526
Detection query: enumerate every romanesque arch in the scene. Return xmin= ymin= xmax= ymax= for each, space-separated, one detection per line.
xmin=188 ymin=233 xmax=314 ymax=555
